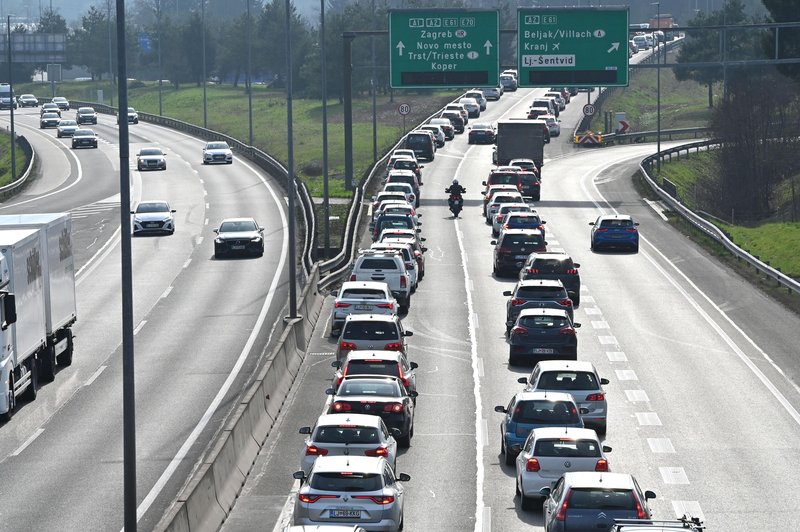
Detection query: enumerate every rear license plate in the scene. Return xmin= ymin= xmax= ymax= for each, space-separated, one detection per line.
xmin=532 ymin=348 xmax=554 ymax=354
xmin=232 ymin=245 xmax=245 ymax=250
xmin=515 ymin=255 xmax=527 ymax=260
xmin=355 ymin=305 xmax=372 ymax=311
xmin=330 ymin=509 xmax=361 ymax=518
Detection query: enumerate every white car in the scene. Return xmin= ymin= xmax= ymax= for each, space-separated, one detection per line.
xmin=382 ymin=183 xmax=416 ymax=207
xmin=486 ymin=192 xmax=525 ymax=223
xmin=202 ymin=141 xmax=233 ymax=164
xmin=371 ymin=241 xmax=420 ymax=290
xmin=131 ymin=200 xmax=176 ymax=235
xmin=465 ymin=89 xmax=487 ymax=110
xmin=330 ymin=282 xmax=398 ymax=335
xmin=514 ymin=427 xmax=611 ymax=511
xmin=482 ymin=86 xmax=502 ymax=100
xmin=418 ymin=124 xmax=445 ymax=147
xmin=492 ymin=202 xmax=532 ymax=237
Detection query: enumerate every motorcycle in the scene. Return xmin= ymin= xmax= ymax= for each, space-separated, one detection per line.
xmin=446 ymin=189 xmax=465 ymax=218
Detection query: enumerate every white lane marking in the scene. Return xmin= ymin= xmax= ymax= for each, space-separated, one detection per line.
xmin=133 ymin=320 xmax=147 ymax=335
xmin=205 ymin=202 xmax=210 ymax=209
xmin=624 ymin=389 xmax=650 ymax=402
xmin=473 ymin=312 xmax=479 ymax=329
xmin=182 ymin=258 xmax=192 ymax=269
xmin=606 ymin=351 xmax=628 ymax=362
xmin=615 ymin=369 xmax=638 ymax=381
xmin=133 ymin=148 xmax=290 ymax=525
xmin=10 ymin=428 xmax=44 ymax=457
xmin=84 ymin=365 xmax=107 ymax=387
xmin=160 ymin=286 xmax=173 ymax=299
xmin=672 ymin=501 xmax=704 ymax=520
xmin=417 ymin=392 xmax=459 ymax=398
xmin=645 ymin=198 xmax=669 ymax=221
xmin=635 ymin=412 xmax=662 ymax=426
xmin=660 ymin=466 xmax=690 ymax=484
xmin=598 ymin=335 xmax=618 ymax=345
xmin=199 ymin=179 xmax=204 ymax=185
xmin=647 ymin=438 xmax=676 ymax=453
xmin=477 ymin=358 xmax=484 ymax=378
xmin=584 ymin=307 xmax=602 ymax=315
xmin=582 ymin=295 xmax=595 ymax=304
xmin=204 ymin=218 xmax=209 ymax=226
xmin=482 ymin=506 xmax=491 ymax=532
xmin=591 ymin=320 xmax=609 ymax=329
xmin=429 ymin=489 xmax=436 ymax=498
xmin=197 ymin=236 xmax=204 ymax=245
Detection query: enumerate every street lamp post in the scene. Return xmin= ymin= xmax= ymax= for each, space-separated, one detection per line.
xmin=652 ymin=1 xmax=661 ymax=172
xmin=320 ymin=0 xmax=330 ymax=258
xmin=247 ymin=0 xmax=253 ymax=146
xmin=107 ymin=0 xmax=113 ymax=106
xmin=201 ymin=0 xmax=207 ymax=128
xmin=157 ymin=3 xmax=163 ymax=116
xmin=285 ymin=0 xmax=297 ymax=319
xmin=6 ymin=14 xmax=15 ymax=182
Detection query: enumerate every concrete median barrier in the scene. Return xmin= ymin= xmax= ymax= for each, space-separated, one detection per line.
xmin=209 ymin=431 xmax=246 ymax=514
xmin=185 ymin=463 xmax=226 ymax=532
xmin=243 ymin=381 xmax=272 ymax=444
xmin=228 ymin=402 xmax=260 ymax=477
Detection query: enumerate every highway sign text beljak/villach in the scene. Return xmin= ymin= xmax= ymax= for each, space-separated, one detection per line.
xmin=517 ymin=8 xmax=629 ymax=88
xmin=389 ymin=9 xmax=499 ymax=89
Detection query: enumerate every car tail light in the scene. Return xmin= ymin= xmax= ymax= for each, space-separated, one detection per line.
xmin=414 ymin=250 xmax=422 ymax=258
xmin=559 ymin=326 xmax=576 ymax=335
xmin=496 ymin=215 xmax=504 ymax=222
xmin=558 ymin=298 xmax=574 ymax=307
xmin=350 ymin=274 xmax=356 ymax=281
xmin=527 ymin=268 xmax=539 ymax=274
xmin=510 ymin=298 xmax=525 ymax=306
xmin=335 ymin=302 xmax=351 ymax=308
xmin=511 ymin=326 xmax=528 ymax=335
xmin=635 ymin=495 xmax=647 ymax=519
xmin=400 ymin=276 xmax=407 ymax=288
xmin=595 ymin=228 xmax=608 ymax=232
xmin=555 ymin=490 xmax=570 ymax=521
xmin=526 ymin=458 xmax=541 ymax=472
xmin=305 ymin=444 xmax=328 ymax=456
xmin=364 ymin=446 xmax=389 ymax=457
xmin=332 ymin=401 xmax=353 ymax=412
xmin=384 ymin=342 xmax=403 ymax=351
xmin=298 ymin=493 xmax=338 ymax=503
xmin=383 ymin=402 xmax=404 ymax=413
xmin=566 ymin=268 xmax=578 ymax=275
xmin=339 ymin=341 xmax=357 ymax=352
xmin=498 ymin=247 xmax=512 ymax=253
xmin=627 ymin=228 xmax=638 ymax=232
xmin=595 ymin=459 xmax=609 ymax=472
xmin=376 ymin=302 xmax=394 ymax=310
xmin=586 ymin=393 xmax=604 ymax=401
xmin=353 ymin=495 xmax=395 ymax=505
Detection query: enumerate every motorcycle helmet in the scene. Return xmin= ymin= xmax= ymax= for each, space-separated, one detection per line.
xmin=452 ymin=179 xmax=459 ymax=185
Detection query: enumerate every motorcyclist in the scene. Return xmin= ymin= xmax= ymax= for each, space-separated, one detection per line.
xmin=445 ymin=178 xmax=466 ymax=196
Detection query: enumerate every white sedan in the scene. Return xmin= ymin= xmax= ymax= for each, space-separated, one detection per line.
xmin=202 ymin=141 xmax=233 ymax=164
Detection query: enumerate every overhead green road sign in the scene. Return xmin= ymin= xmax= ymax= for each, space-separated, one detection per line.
xmin=389 ymin=9 xmax=499 ymax=89
xmin=517 ymin=8 xmax=629 ymax=88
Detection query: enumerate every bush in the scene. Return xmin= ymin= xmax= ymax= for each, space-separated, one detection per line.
xmin=128 ymin=79 xmax=145 ymax=89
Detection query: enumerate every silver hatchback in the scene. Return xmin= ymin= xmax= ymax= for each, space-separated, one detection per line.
xmin=330 ymin=282 xmax=398 ymax=337
xmin=293 ymin=456 xmax=410 ymax=532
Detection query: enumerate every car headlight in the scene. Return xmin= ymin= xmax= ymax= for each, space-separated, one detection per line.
xmin=250 ymin=237 xmax=262 ymax=243
xmin=215 ymin=237 xmax=224 ymax=244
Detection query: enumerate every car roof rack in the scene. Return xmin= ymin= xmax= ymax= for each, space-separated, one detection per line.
xmin=357 ymin=248 xmax=403 ymax=257
xmin=613 ymin=516 xmax=705 ymax=530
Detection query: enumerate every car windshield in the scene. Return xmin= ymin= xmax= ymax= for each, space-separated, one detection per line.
xmin=219 ymin=220 xmax=257 ymax=232
xmin=519 ymin=315 xmax=570 ymax=328
xmin=534 ymin=438 xmax=601 ymax=457
xmin=207 ymin=142 xmax=229 ymax=150
xmin=79 ymin=108 xmax=93 ymax=113
xmin=568 ymin=489 xmax=637 ymax=510
xmin=600 ymin=218 xmax=634 ymax=228
xmin=513 ymin=400 xmax=579 ymax=424
xmin=139 ymin=148 xmax=164 ymax=156
xmin=313 ymin=426 xmax=381 ymax=445
xmin=340 ymin=288 xmax=387 ymax=299
xmin=492 ymin=195 xmax=521 ymax=205
xmin=385 ymin=185 xmax=410 ymax=194
xmin=393 ymin=159 xmax=417 ymax=170
xmin=309 ymin=472 xmax=382 ymax=492
xmin=345 ymin=360 xmax=401 ymax=378
xmin=537 ymin=371 xmax=599 ymax=391
xmin=342 ymin=321 xmax=399 ymax=341
xmin=127 ymin=107 xmax=136 ymax=112
xmin=42 ymin=113 xmax=59 ymax=118
xmin=337 ymin=379 xmax=401 ymax=397
xmin=516 ymin=286 xmax=565 ymax=298
xmin=500 ymin=205 xmax=529 ymax=214
xmin=59 ymin=121 xmax=77 ymax=126
xmin=511 ymin=161 xmax=536 ymax=170
xmin=136 ymin=202 xmax=169 ymax=213
xmin=507 ymin=215 xmax=542 ymax=227
xmin=378 ymin=218 xmax=413 ymax=231
xmin=74 ymin=130 xmax=94 ymax=136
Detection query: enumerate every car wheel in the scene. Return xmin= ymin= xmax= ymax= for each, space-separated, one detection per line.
xmin=162 ymin=164 xmax=167 ymax=170
xmin=509 ymin=352 xmax=518 ymax=366
xmin=227 ymin=160 xmax=233 ymax=164
xmin=0 ymin=374 xmax=15 ymax=422
xmin=21 ymin=361 xmax=38 ymax=402
xmin=137 ymin=165 xmax=143 ymax=171
xmin=57 ymin=133 xmax=62 ymax=138
xmin=633 ymin=243 xmax=639 ymax=253
xmin=214 ymin=246 xmax=224 ymax=258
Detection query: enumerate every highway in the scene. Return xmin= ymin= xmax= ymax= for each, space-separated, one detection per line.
xmin=223 ymin=59 xmax=800 ymax=532
xmin=0 ymin=106 xmax=291 ymax=530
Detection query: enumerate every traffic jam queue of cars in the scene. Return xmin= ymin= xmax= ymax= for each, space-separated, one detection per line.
xmin=288 ymin=79 xmax=685 ymax=532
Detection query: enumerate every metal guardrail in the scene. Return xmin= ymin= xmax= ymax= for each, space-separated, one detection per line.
xmin=70 ymin=99 xmax=317 ymax=279
xmin=640 ymin=141 xmax=800 ymax=296
xmin=0 ymin=134 xmax=35 ymax=201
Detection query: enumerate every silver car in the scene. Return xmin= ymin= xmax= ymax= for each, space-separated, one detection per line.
xmin=293 ymin=456 xmax=410 ymax=532
xmin=335 ymin=314 xmax=412 ymax=361
xmin=330 ymin=282 xmax=398 ymax=336
xmin=492 ymin=202 xmax=532 ymax=237
xmin=514 ymin=427 xmax=611 ymax=511
xmin=298 ymin=413 xmax=400 ymax=473
xmin=483 ymin=86 xmax=502 ymax=100
xmin=136 ymin=147 xmax=167 ymax=171
xmin=131 ymin=200 xmax=176 ymax=235
xmin=202 ymin=140 xmax=233 ymax=164
xmin=518 ymin=360 xmax=610 ymax=434
xmin=56 ymin=119 xmax=79 ymax=138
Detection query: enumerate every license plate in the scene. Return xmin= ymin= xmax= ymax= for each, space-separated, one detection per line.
xmin=611 ymin=234 xmax=625 ymax=238
xmin=532 ymin=348 xmax=554 ymax=354
xmin=330 ymin=509 xmax=361 ymax=518
xmin=355 ymin=305 xmax=372 ymax=311
xmin=232 ymin=245 xmax=245 ymax=250
xmin=515 ymin=255 xmax=528 ymax=260
xmin=145 ymin=223 xmax=159 ymax=228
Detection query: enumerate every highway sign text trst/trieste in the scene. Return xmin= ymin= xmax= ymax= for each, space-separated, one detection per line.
xmin=517 ymin=7 xmax=629 ymax=88
xmin=389 ymin=9 xmax=499 ymax=89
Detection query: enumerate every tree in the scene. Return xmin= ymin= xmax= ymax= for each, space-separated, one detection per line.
xmin=762 ymin=0 xmax=800 ymax=81
xmin=71 ymin=7 xmax=112 ymax=80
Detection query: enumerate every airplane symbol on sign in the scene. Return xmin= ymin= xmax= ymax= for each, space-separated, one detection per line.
xmin=552 ymin=43 xmax=560 ymax=51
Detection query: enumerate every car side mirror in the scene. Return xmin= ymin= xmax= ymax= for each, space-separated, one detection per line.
xmin=398 ymin=473 xmax=411 ymax=482
xmin=574 ymin=323 xmax=581 ymax=328
xmin=482 ymin=181 xmax=487 ymax=186
xmin=494 ymin=405 xmax=507 ymax=413
xmin=403 ymin=331 xmax=413 ymax=337
xmin=213 ymin=229 xmax=219 ymax=234
xmin=417 ymin=213 xmax=422 ymax=218
xmin=416 ymin=229 xmax=421 ymax=233
xmin=635 ymin=222 xmax=640 ymax=226
xmin=574 ymin=263 xmax=580 ymax=268
xmin=299 ymin=426 xmax=312 ymax=434
xmin=292 ymin=471 xmax=306 ymax=481
xmin=419 ymin=237 xmax=426 ymax=242
xmin=171 ymin=209 xmax=177 ymax=213
xmin=579 ymin=407 xmax=589 ymax=415
xmin=517 ymin=377 xmax=528 ymax=384
xmin=130 ymin=210 xmax=135 ymax=214
xmin=544 ymin=241 xmax=549 ymax=246
xmin=539 ymin=487 xmax=551 ymax=497
xmin=410 ymin=362 xmax=419 ymax=370
xmin=645 ymin=490 xmax=656 ymax=500
xmin=331 ymin=290 xmax=339 ymax=296
xmin=422 ymin=247 xmax=428 ymax=253
xmin=589 ymin=222 xmax=595 ymax=226
xmin=600 ymin=378 xmax=610 ymax=385
xmin=602 ymin=445 xmax=612 ymax=452
xmin=491 ymin=240 xmax=497 ymax=245
xmin=331 ymin=360 xmax=341 ymax=369
xmin=503 ymin=290 xmax=512 ymax=296
xmin=325 ymin=388 xmax=335 ymax=395
xmin=419 ymin=165 xmax=424 ymax=169
xmin=408 ymin=391 xmax=419 ymax=399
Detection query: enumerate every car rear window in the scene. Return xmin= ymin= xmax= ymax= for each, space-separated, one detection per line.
xmin=600 ymin=218 xmax=634 ymax=228
xmin=406 ymin=134 xmax=431 ymax=148
xmin=359 ymin=258 xmax=398 ymax=270
xmin=341 ymin=288 xmax=386 ymax=299
xmin=492 ymin=195 xmax=521 ymax=205
xmin=346 ymin=359 xmax=400 ymax=378
xmin=519 ymin=174 xmax=540 ymax=185
xmin=568 ymin=489 xmax=637 ymax=511
xmin=531 ymin=258 xmax=573 ymax=272
xmin=309 ymin=472 xmax=383 ymax=492
xmin=537 ymin=371 xmax=599 ymax=390
xmin=393 ymin=159 xmax=417 ymax=170
xmin=506 ymin=214 xmax=542 ymax=226
xmin=502 ymin=235 xmax=545 ymax=249
xmin=489 ymin=174 xmax=520 ymax=185
xmin=518 ymin=315 xmax=570 ymax=328
xmin=512 ymin=400 xmax=580 ymax=424
xmin=533 ymin=438 xmax=601 ymax=457
xmin=338 ymin=379 xmax=402 ymax=397
xmin=314 ymin=425 xmax=381 ymax=444
xmin=516 ymin=286 xmax=566 ymax=298
xmin=377 ymin=219 xmax=413 ymax=232
xmin=387 ymin=175 xmax=415 ymax=187
xmin=499 ymin=205 xmax=530 ymax=215
xmin=342 ymin=321 xmax=400 ymax=341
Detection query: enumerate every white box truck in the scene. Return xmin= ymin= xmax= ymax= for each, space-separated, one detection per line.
xmin=0 ymin=214 xmax=77 ymax=376
xmin=0 ymin=228 xmax=48 ymax=421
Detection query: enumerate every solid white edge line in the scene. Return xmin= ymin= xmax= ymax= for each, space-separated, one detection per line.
xmin=84 ymin=365 xmax=107 ymax=387
xmin=133 ymin=320 xmax=147 ymax=335
xmin=645 ymin=198 xmax=669 ymax=221
xmin=132 ymin=153 xmax=290 ymax=523
xmin=11 ymin=428 xmax=44 ymax=457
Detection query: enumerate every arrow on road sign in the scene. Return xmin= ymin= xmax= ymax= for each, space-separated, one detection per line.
xmin=484 ymin=40 xmax=493 ymax=55
xmin=607 ymin=42 xmax=620 ymax=53
xmin=396 ymin=41 xmax=405 ymax=56
xmin=618 ymin=120 xmax=630 ymax=134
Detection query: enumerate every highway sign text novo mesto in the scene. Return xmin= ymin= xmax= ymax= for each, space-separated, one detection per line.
xmin=517 ymin=7 xmax=629 ymax=88
xmin=389 ymin=9 xmax=499 ymax=89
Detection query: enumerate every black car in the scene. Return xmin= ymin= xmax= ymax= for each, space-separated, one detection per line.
xmin=372 ymin=213 xmax=418 ymax=241
xmin=76 ymin=107 xmax=98 ymax=125
xmin=508 ymin=308 xmax=580 ymax=365
xmin=518 ymin=171 xmax=541 ymax=201
xmin=504 ymin=279 xmax=574 ymax=335
xmin=519 ymin=252 xmax=581 ymax=305
xmin=468 ymin=123 xmax=496 ymax=144
xmin=440 ymin=111 xmax=465 ymax=134
xmin=326 ymin=375 xmax=417 ymax=447
xmin=71 ymin=128 xmax=98 ymax=148
xmin=491 ymin=229 xmax=547 ymax=277
xmin=213 ymin=217 xmax=265 ymax=257
xmin=40 ymin=112 xmax=61 ymax=128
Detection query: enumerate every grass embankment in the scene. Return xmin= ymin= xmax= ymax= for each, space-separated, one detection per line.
xmin=0 ymin=134 xmax=29 ymax=186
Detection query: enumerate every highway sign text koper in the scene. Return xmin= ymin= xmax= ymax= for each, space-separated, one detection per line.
xmin=389 ymin=9 xmax=499 ymax=89
xmin=517 ymin=7 xmax=629 ymax=87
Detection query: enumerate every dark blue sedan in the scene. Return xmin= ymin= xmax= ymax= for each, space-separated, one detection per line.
xmin=508 ymin=308 xmax=580 ymax=365
xmin=589 ymin=214 xmax=639 ymax=252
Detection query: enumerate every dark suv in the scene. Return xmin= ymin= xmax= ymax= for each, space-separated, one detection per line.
xmin=518 ymin=171 xmax=541 ymax=201
xmin=491 ymin=229 xmax=547 ymax=277
xmin=519 ymin=252 xmax=581 ymax=306
xmin=503 ymin=279 xmax=574 ymax=335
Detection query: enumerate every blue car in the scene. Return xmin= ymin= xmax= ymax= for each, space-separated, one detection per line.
xmin=494 ymin=391 xmax=585 ymax=465
xmin=589 ymin=214 xmax=639 ymax=252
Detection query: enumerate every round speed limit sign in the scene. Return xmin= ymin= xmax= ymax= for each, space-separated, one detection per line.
xmin=583 ymin=104 xmax=596 ymax=116
xmin=398 ymin=103 xmax=411 ymax=116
